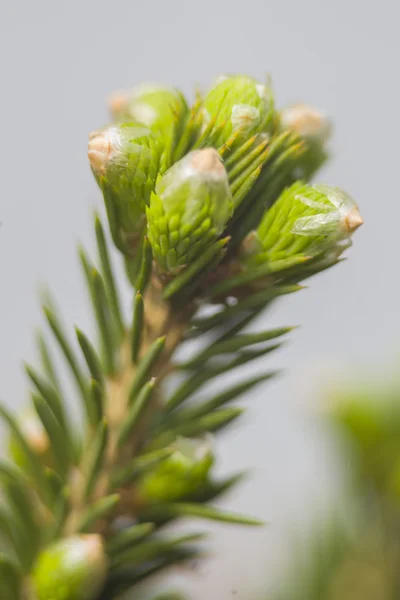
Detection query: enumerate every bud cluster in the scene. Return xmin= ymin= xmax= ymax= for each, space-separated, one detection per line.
xmin=88 ymin=73 xmax=360 ymax=291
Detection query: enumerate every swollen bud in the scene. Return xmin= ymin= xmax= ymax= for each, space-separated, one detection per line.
xmin=280 ymin=104 xmax=331 ymax=144
xmin=32 ymin=535 xmax=107 ymax=600
xmin=242 ymin=182 xmax=363 ymax=266
xmin=137 ymin=437 xmax=214 ymax=503
xmin=203 ymin=74 xmax=275 ymax=147
xmin=109 ymin=84 xmax=188 ymax=157
xmin=88 ymin=123 xmax=160 ymax=253
xmin=280 ymin=104 xmax=332 ymax=179
xmin=146 ymin=148 xmax=233 ymax=272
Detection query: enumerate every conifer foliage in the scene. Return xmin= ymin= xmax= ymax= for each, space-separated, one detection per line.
xmin=0 ymin=74 xmax=362 ymax=599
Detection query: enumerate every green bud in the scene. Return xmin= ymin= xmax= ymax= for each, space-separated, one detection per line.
xmin=108 ymin=83 xmax=188 ymax=151
xmin=203 ymin=74 xmax=275 ymax=146
xmin=280 ymin=104 xmax=332 ymax=179
xmin=280 ymin=104 xmax=331 ymax=145
xmin=137 ymin=437 xmax=214 ymax=503
xmin=88 ymin=123 xmax=160 ymax=252
xmin=242 ymin=182 xmax=363 ymax=266
xmin=32 ymin=535 xmax=108 ymax=600
xmin=146 ymin=148 xmax=233 ymax=272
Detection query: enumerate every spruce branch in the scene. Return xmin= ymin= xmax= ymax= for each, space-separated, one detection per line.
xmin=0 ymin=73 xmax=362 ymax=599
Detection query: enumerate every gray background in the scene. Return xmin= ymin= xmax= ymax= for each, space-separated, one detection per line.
xmin=1 ymin=1 xmax=399 ymax=598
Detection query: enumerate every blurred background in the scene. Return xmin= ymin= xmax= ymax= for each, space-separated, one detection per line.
xmin=1 ymin=1 xmax=399 ymax=598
